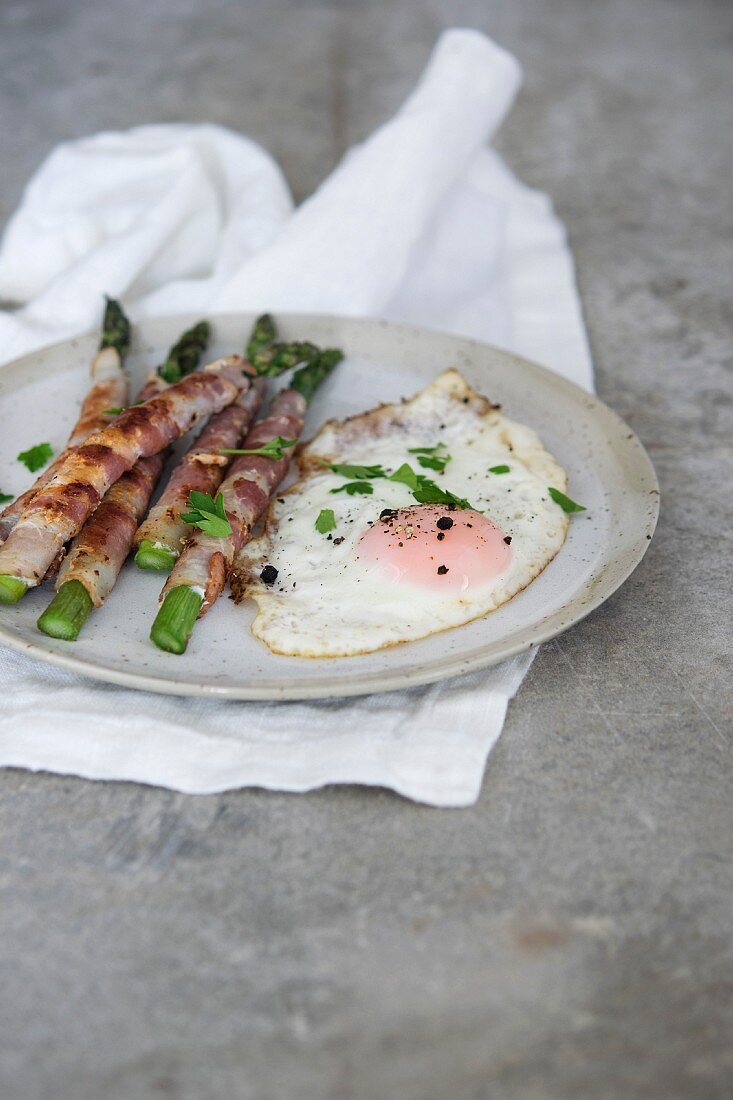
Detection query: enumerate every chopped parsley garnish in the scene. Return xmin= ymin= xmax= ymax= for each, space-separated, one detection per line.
xmin=548 ymin=487 xmax=586 ymax=513
xmin=0 ymin=490 xmax=13 ymax=504
xmin=325 ymin=462 xmax=388 ymax=480
xmin=315 ymin=508 xmax=337 ymax=533
xmin=408 ymin=443 xmax=451 ymax=473
xmin=17 ymin=442 xmax=54 ymax=473
xmin=328 ymin=458 xmax=475 ymax=510
xmin=412 ymin=481 xmax=472 ymax=509
xmin=489 ymin=464 xmax=511 ymax=474
xmin=390 ymin=463 xmax=472 ymax=509
xmin=416 ymin=454 xmax=450 ymax=472
xmin=330 ymin=481 xmax=374 ymax=496
xmin=220 ymin=436 xmax=298 ymax=461
xmin=388 ymin=463 xmax=419 ymax=490
xmin=180 ymin=490 xmax=232 ymax=537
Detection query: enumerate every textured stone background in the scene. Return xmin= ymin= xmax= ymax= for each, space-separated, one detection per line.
xmin=0 ymin=1 xmax=731 ymax=1098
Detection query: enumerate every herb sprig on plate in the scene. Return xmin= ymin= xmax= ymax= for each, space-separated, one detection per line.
xmin=315 ymin=508 xmax=337 ymax=534
xmin=548 ymin=487 xmax=586 ymax=513
xmin=17 ymin=442 xmax=54 ymax=473
xmin=180 ymin=491 xmax=232 ymax=538
xmin=219 ymin=436 xmax=298 ymax=461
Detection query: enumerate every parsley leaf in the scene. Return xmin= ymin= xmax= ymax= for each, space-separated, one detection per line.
xmin=315 ymin=508 xmax=337 ymax=534
xmin=412 ymin=482 xmax=472 ymax=509
xmin=415 ymin=453 xmax=450 ymax=472
xmin=388 ymin=463 xmax=420 ymax=490
xmin=180 ymin=490 xmax=232 ymax=537
xmin=389 ymin=463 xmax=473 ymax=510
xmin=330 ymin=481 xmax=374 ymax=496
xmin=0 ymin=490 xmax=13 ymax=504
xmin=548 ymin=486 xmax=586 ymax=513
xmin=327 ymin=462 xmax=388 ymax=480
xmin=219 ymin=436 xmax=298 ymax=461
xmin=408 ymin=443 xmax=451 ymax=473
xmin=489 ymin=464 xmax=511 ymax=474
xmin=17 ymin=442 xmax=54 ymax=473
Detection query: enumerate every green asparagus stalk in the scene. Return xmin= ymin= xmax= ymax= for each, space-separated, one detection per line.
xmin=157 ymin=321 xmax=211 ymax=383
xmin=149 ymin=584 xmax=204 ymax=654
xmin=134 ymin=540 xmax=178 ymax=572
xmin=99 ymin=296 xmax=132 ymax=356
xmin=246 ymin=313 xmax=277 ymax=362
xmin=0 ymin=575 xmax=27 ymax=604
xmin=290 ymin=347 xmax=343 ymax=402
xmin=248 ymin=340 xmax=320 ymax=377
xmin=36 ymin=580 xmax=94 ymax=640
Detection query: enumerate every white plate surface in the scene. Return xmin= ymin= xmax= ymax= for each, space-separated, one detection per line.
xmin=0 ymin=314 xmax=659 ymax=699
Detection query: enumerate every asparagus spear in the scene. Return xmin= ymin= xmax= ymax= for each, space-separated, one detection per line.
xmin=133 ymin=384 xmax=266 ymax=572
xmin=0 ymin=297 xmax=130 ymax=543
xmin=99 ymin=295 xmax=132 ymax=355
xmin=246 ymin=313 xmax=277 ymax=362
xmin=150 ymin=348 xmax=342 ymax=653
xmin=133 ymin=315 xmax=278 ymax=572
xmin=157 ymin=321 xmax=210 ymax=384
xmin=248 ymin=339 xmax=320 ymax=377
xmin=36 ymin=324 xmax=212 ymax=639
xmin=0 ymin=357 xmax=251 ymax=603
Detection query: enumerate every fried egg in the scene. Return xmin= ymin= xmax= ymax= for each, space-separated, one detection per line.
xmin=232 ymin=370 xmax=570 ymax=657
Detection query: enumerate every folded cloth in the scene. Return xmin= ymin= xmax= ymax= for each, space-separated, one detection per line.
xmin=0 ymin=29 xmax=592 ymax=806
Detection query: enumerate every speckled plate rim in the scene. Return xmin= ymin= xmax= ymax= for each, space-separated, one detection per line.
xmin=0 ymin=314 xmax=659 ymax=700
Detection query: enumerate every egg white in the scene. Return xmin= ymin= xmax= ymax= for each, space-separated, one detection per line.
xmin=233 ymin=370 xmax=570 ymax=657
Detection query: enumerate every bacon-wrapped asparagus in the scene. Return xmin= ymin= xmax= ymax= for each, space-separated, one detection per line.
xmin=134 ymin=380 xmax=266 ymax=572
xmin=149 ymin=348 xmax=342 ymax=654
xmin=133 ymin=314 xmax=289 ymax=572
xmin=0 ymin=298 xmax=130 ymax=543
xmin=157 ymin=321 xmax=211 ymax=384
xmin=36 ymin=324 xmax=212 ymax=639
xmin=0 ymin=357 xmax=253 ymax=604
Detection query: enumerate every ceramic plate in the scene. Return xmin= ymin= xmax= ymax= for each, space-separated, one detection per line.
xmin=0 ymin=314 xmax=659 ymax=699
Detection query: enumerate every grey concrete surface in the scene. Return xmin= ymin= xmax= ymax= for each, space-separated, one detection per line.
xmin=0 ymin=1 xmax=731 ymax=1098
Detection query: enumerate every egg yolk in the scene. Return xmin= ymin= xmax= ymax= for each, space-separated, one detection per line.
xmin=356 ymin=505 xmax=512 ymax=592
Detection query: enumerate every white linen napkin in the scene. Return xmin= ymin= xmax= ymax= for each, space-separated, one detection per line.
xmin=0 ymin=29 xmax=592 ymax=806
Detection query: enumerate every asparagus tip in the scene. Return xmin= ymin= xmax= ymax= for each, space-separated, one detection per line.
xmin=0 ymin=575 xmax=28 ymax=604
xmin=150 ymin=585 xmax=203 ymax=654
xmin=135 ymin=540 xmax=178 ymax=573
xmin=37 ymin=580 xmax=93 ymax=640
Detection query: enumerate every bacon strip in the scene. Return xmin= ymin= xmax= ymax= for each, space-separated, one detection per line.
xmin=51 ymin=376 xmax=169 ymax=603
xmin=160 ymin=387 xmax=307 ymax=613
xmin=0 ymin=346 xmax=128 ymax=542
xmin=134 ymin=378 xmax=266 ymax=560
xmin=57 ymin=455 xmax=166 ymax=606
xmin=0 ymin=356 xmax=251 ymax=590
